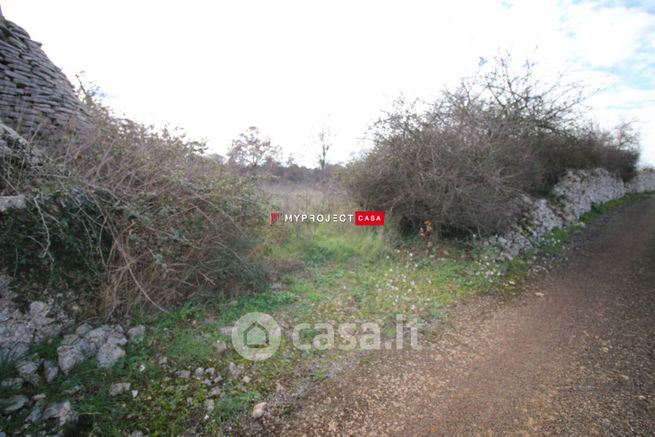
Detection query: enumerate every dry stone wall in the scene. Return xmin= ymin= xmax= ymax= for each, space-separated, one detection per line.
xmin=627 ymin=169 xmax=655 ymax=194
xmin=487 ymin=168 xmax=655 ymax=258
xmin=552 ymin=169 xmax=627 ymax=222
xmin=0 ymin=11 xmax=91 ymax=143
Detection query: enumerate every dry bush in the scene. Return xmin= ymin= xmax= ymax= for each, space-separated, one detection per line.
xmin=345 ymin=56 xmax=640 ymax=237
xmin=2 ymin=89 xmax=267 ymax=317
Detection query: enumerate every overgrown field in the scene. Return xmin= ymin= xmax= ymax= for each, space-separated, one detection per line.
xmin=5 ymin=182 xmax=647 ymax=436
xmin=0 ymin=56 xmax=649 ymax=436
xmin=0 ymin=93 xmax=268 ymax=319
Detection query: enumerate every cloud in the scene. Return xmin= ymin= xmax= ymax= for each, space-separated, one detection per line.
xmin=2 ymin=0 xmax=654 ymax=165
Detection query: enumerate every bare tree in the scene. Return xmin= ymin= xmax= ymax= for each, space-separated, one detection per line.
xmin=346 ymin=54 xmax=640 ymax=237
xmin=316 ymin=126 xmax=331 ymax=175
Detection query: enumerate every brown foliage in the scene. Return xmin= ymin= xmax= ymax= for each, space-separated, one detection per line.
xmin=6 ymin=89 xmax=267 ymax=317
xmin=345 ymin=56 xmax=640 ymax=237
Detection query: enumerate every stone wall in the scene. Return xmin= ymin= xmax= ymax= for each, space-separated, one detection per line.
xmin=627 ymin=169 xmax=655 ymax=194
xmin=0 ymin=10 xmax=91 ymax=143
xmin=487 ymin=168 xmax=655 ymax=258
xmin=551 ymin=169 xmax=627 ymax=221
xmin=0 ymin=118 xmax=44 ymax=198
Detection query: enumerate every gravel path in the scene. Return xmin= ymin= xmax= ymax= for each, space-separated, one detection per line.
xmin=252 ymin=197 xmax=655 ymax=436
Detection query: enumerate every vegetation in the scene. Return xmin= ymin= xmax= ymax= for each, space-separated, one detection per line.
xmin=1 ymin=90 xmax=268 ymax=317
xmin=0 ymin=54 xmax=649 ymax=436
xmin=345 ymin=55 xmax=640 ymax=237
xmin=316 ymin=126 xmax=332 ymax=177
xmin=0 ymin=206 xmax=512 ymax=435
xmin=578 ymin=191 xmax=654 ymax=223
xmin=227 ymin=126 xmax=281 ymax=170
xmin=223 ymin=126 xmax=344 ymax=184
xmin=6 ymin=185 xmax=639 ymax=435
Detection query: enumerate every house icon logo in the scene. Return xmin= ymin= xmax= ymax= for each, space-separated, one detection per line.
xmin=232 ymin=312 xmax=281 ymax=361
xmin=243 ymin=321 xmax=269 ymax=348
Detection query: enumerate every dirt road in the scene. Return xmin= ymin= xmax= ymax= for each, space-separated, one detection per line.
xmin=254 ymin=197 xmax=655 ymax=436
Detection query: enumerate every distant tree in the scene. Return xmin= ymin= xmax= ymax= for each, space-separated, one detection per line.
xmin=316 ymin=127 xmax=332 ymax=174
xmin=285 ymin=154 xmax=296 ymax=166
xmin=228 ymin=127 xmax=280 ymax=169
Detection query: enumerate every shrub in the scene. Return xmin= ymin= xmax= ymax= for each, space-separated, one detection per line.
xmin=532 ymin=121 xmax=640 ymax=188
xmin=0 ymin=188 xmax=112 ymax=290
xmin=1 ymin=89 xmax=268 ymax=317
xmin=345 ymin=56 xmax=640 ymax=237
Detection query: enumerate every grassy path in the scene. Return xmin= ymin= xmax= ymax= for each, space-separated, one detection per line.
xmin=249 ymin=196 xmax=655 ymax=436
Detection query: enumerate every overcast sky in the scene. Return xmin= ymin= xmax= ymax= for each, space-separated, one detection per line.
xmin=3 ymin=0 xmax=654 ymax=166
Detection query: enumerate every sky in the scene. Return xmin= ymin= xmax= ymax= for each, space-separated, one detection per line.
xmin=3 ymin=0 xmax=654 ymax=167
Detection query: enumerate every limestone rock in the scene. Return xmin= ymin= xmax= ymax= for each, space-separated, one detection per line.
xmin=0 ymin=18 xmax=93 ymax=142
xmin=0 ymin=377 xmax=23 ymax=390
xmin=2 ymin=395 xmax=29 ymax=414
xmin=127 ymin=325 xmax=146 ymax=343
xmin=16 ymin=359 xmax=40 ymax=386
xmin=42 ymin=400 xmax=76 ymax=426
xmin=25 ymin=400 xmax=44 ymax=424
xmin=74 ymin=323 xmax=93 ymax=337
xmin=29 ymin=301 xmax=52 ymax=326
xmin=57 ymin=342 xmax=89 ymax=374
xmin=251 ymin=402 xmax=267 ymax=419
xmin=109 ymin=382 xmax=131 ymax=396
xmin=85 ymin=325 xmax=127 ymax=348
xmin=96 ymin=342 xmax=125 ymax=368
xmin=0 ymin=195 xmax=26 ymax=212
xmin=228 ymin=362 xmax=243 ymax=379
xmin=176 ymin=370 xmax=191 ymax=379
xmin=0 ymin=322 xmax=33 ymax=348
xmin=43 ymin=360 xmax=58 ymax=383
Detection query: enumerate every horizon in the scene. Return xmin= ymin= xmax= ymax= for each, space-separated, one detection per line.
xmin=2 ymin=0 xmax=654 ymax=167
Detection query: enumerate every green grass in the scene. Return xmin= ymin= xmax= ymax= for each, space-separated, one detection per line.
xmin=537 ymin=226 xmax=574 ymax=254
xmin=579 ymin=192 xmax=653 ymax=223
xmin=28 ymin=336 xmax=61 ymax=362
xmin=274 ymin=224 xmax=387 ymax=267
